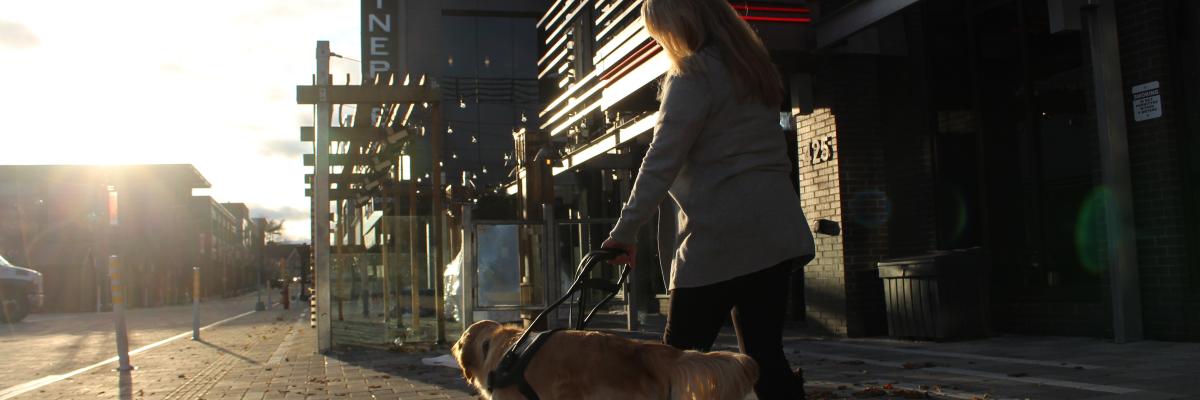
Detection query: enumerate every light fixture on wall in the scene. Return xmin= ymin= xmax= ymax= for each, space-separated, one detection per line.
xmin=533 ymin=145 xmax=564 ymax=168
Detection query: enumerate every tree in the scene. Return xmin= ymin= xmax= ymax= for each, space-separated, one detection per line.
xmin=263 ymin=219 xmax=285 ymax=244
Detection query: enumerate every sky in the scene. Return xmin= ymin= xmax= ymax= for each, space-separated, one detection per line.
xmin=0 ymin=0 xmax=365 ymax=242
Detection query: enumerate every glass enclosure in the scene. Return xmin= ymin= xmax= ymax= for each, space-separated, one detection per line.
xmin=329 ymin=215 xmax=459 ymax=348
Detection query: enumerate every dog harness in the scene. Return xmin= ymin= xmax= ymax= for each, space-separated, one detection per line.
xmin=486 ymin=328 xmax=562 ymax=400
xmin=483 ymin=249 xmax=630 ymax=400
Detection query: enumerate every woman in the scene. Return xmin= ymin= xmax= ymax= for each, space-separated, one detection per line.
xmin=601 ymin=0 xmax=816 ymax=398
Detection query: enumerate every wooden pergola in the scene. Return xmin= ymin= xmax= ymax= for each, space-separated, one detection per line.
xmin=297 ymin=42 xmax=449 ymax=351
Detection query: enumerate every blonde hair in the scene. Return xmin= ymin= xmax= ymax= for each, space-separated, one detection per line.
xmin=642 ymin=0 xmax=783 ymax=106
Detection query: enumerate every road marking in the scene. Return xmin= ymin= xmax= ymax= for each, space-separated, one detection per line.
xmin=0 ymin=310 xmax=258 ymax=400
xmin=794 ymin=350 xmax=1140 ymax=395
xmin=815 ymin=341 xmax=1105 ymax=370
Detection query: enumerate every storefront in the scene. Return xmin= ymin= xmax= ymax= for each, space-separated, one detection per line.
xmin=794 ymin=0 xmax=1200 ymax=341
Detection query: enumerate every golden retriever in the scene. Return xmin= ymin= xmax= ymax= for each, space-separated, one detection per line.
xmin=452 ymin=320 xmax=758 ymax=400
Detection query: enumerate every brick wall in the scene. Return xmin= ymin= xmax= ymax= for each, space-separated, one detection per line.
xmin=796 ymin=56 xmax=893 ymax=337
xmin=1115 ymin=0 xmax=1194 ymax=341
xmin=796 ymin=107 xmax=849 ymax=336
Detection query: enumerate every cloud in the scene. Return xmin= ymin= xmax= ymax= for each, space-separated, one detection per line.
xmin=160 ymin=63 xmax=186 ymax=74
xmin=296 ymin=110 xmax=313 ymax=126
xmin=250 ymin=206 xmax=311 ymax=243
xmin=259 ymin=139 xmax=307 ymax=158
xmin=267 ymin=87 xmax=288 ymax=103
xmin=0 ymin=20 xmax=39 ymax=49
xmin=252 ymin=205 xmax=309 ymax=222
xmin=233 ymin=0 xmax=347 ymax=25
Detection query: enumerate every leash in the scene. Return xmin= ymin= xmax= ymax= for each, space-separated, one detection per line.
xmin=486 ymin=248 xmax=631 ymax=399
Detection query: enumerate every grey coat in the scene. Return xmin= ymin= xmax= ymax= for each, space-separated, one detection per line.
xmin=609 ymin=48 xmax=815 ymax=290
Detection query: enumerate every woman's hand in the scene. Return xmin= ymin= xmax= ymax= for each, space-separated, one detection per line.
xmin=601 ymin=237 xmax=637 ymax=268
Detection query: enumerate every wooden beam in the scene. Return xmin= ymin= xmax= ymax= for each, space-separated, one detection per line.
xmin=305 ymin=174 xmax=428 ymax=189
xmin=306 ymin=187 xmax=376 ymax=199
xmin=306 ymin=173 xmax=382 ymax=186
xmin=305 ymin=187 xmax=430 ymax=204
xmin=296 ymin=84 xmax=439 ymax=104
xmin=303 ymin=153 xmax=372 ymax=167
xmin=300 ymin=127 xmax=387 ymax=142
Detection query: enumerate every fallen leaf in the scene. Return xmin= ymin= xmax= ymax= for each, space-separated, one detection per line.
xmin=891 ymin=389 xmax=929 ymax=399
xmin=852 ymin=387 xmax=888 ymax=398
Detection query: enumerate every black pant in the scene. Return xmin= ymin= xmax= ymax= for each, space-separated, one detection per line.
xmin=664 ymin=261 xmax=804 ymax=400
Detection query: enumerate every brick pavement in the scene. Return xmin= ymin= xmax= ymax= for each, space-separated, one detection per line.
xmin=601 ymin=314 xmax=1200 ymax=399
xmin=14 ymin=305 xmax=1199 ymax=400
xmin=779 ymin=335 xmax=1200 ymax=400
xmin=11 ymin=308 xmax=477 ymax=400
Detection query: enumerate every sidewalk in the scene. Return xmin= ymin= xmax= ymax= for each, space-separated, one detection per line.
xmin=11 ymin=307 xmax=476 ymax=400
xmin=604 ymin=318 xmax=1200 ymax=400
xmin=781 ymin=335 xmax=1200 ymax=400
xmin=19 ymin=305 xmax=1197 ymax=400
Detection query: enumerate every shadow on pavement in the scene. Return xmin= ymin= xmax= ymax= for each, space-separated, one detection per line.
xmin=321 ymin=344 xmax=479 ymax=398
xmin=194 ymin=339 xmax=260 ymax=365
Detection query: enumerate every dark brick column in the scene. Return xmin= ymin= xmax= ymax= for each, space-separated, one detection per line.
xmin=1115 ymin=0 xmax=1193 ymax=340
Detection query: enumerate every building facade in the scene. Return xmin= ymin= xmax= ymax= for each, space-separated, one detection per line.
xmin=793 ymin=0 xmax=1200 ymax=342
xmin=0 ymin=165 xmax=265 ymax=312
xmin=512 ymin=0 xmax=1200 ymax=341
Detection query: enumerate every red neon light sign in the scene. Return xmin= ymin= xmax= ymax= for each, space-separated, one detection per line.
xmin=740 ymin=15 xmax=812 ymax=23
xmin=731 ymin=4 xmax=811 ymax=14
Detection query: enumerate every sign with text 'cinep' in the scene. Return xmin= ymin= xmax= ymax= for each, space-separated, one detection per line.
xmin=362 ymin=0 xmax=401 ymax=82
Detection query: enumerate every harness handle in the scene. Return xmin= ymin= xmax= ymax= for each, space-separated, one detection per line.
xmin=487 ymin=249 xmax=630 ymax=398
xmin=500 ymin=249 xmax=628 ymax=360
xmin=522 ymin=248 xmax=626 ymax=339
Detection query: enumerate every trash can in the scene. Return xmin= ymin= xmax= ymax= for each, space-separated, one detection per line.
xmin=877 ymin=248 xmax=988 ymax=340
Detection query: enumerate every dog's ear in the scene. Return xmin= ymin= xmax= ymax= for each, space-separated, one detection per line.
xmin=455 ymin=320 xmax=501 ymax=381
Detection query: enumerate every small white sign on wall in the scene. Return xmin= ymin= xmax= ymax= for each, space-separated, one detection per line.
xmin=1132 ymin=81 xmax=1162 ymax=122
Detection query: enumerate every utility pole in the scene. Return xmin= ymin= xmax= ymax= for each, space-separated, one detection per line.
xmin=410 ymin=164 xmax=419 ymax=336
xmin=314 ymin=41 xmax=333 ymax=352
xmin=431 ymin=102 xmax=446 ymax=345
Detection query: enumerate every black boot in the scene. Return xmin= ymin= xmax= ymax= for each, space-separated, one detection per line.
xmin=794 ymin=367 xmax=806 ymax=399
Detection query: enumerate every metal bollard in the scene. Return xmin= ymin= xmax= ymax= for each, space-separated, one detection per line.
xmin=266 ymin=281 xmax=272 ymax=310
xmin=109 ymin=255 xmax=134 ymax=371
xmin=192 ymin=266 xmax=200 ymax=341
xmin=310 ymin=287 xmax=317 ymax=328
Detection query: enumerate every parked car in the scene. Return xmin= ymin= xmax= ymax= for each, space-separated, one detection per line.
xmin=0 ymin=254 xmax=44 ymax=323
